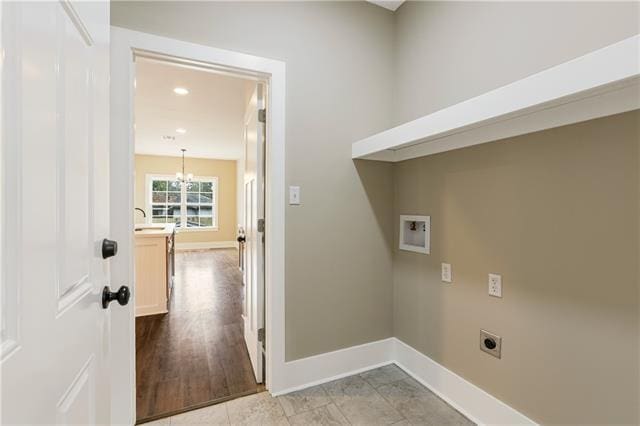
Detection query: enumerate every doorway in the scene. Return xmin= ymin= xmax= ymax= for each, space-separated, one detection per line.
xmin=110 ymin=28 xmax=286 ymax=425
xmin=131 ymin=56 xmax=267 ymax=423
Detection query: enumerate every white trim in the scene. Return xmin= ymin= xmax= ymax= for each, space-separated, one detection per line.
xmin=110 ymin=27 xmax=286 ymax=425
xmin=175 ymin=241 xmax=238 ymax=251
xmin=272 ymin=337 xmax=536 ymax=425
xmin=352 ymin=34 xmax=640 ymax=162
xmin=272 ymin=338 xmax=395 ymax=396
xmin=393 ymin=338 xmax=536 ymax=425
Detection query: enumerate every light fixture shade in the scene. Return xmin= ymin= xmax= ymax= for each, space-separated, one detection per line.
xmin=187 ymin=173 xmax=194 ymax=181
xmin=176 ymin=172 xmax=183 ymax=180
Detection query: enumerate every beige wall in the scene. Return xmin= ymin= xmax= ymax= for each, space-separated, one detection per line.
xmin=114 ymin=1 xmax=396 ymax=361
xmin=393 ymin=1 xmax=640 ymax=125
xmin=391 ymin=3 xmax=639 ymax=423
xmin=117 ymin=3 xmax=640 ymax=422
xmin=393 ymin=112 xmax=639 ymax=424
xmin=134 ymin=154 xmax=237 ymax=244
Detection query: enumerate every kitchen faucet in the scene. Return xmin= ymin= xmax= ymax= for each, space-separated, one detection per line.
xmin=135 ymin=207 xmax=146 ymax=218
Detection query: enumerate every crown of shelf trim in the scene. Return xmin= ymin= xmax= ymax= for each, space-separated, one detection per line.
xmin=353 ymin=35 xmax=640 ymax=162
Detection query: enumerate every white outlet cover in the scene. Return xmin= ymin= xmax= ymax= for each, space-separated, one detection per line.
xmin=441 ymin=263 xmax=452 ymax=283
xmin=488 ymin=273 xmax=502 ymax=298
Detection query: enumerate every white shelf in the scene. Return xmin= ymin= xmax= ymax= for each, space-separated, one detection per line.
xmin=353 ymin=35 xmax=640 ymax=162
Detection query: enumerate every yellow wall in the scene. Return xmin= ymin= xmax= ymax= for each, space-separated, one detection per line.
xmin=134 ymin=154 xmax=237 ymax=244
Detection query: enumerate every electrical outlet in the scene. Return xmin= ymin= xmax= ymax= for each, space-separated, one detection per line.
xmin=480 ymin=329 xmax=502 ymax=358
xmin=441 ymin=263 xmax=452 ymax=283
xmin=289 ymin=186 xmax=300 ymax=205
xmin=488 ymin=273 xmax=502 ymax=298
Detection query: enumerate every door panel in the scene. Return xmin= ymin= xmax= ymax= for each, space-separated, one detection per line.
xmin=242 ymin=83 xmax=265 ymax=383
xmin=1 ymin=2 xmax=111 ymax=424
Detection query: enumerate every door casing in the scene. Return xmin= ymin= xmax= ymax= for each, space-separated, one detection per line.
xmin=110 ymin=27 xmax=286 ymax=425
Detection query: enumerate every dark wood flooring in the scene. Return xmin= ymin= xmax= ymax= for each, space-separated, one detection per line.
xmin=135 ymin=249 xmax=258 ymax=423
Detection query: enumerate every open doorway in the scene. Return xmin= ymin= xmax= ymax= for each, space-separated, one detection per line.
xmin=132 ymin=57 xmax=267 ymax=423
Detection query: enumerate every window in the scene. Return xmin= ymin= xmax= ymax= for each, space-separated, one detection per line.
xmin=147 ymin=175 xmax=218 ymax=229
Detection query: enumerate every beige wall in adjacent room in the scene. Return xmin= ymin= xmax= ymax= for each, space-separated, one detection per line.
xmin=113 ymin=1 xmax=396 ymax=361
xmin=134 ymin=154 xmax=237 ymax=244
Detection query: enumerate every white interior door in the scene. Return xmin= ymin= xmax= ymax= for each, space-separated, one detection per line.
xmin=242 ymin=83 xmax=266 ymax=383
xmin=1 ymin=1 xmax=113 ymax=424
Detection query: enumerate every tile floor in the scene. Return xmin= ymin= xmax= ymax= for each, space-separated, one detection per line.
xmin=142 ymin=364 xmax=474 ymax=425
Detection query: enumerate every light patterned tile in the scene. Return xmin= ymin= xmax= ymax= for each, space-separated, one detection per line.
xmin=170 ymin=402 xmax=229 ymax=425
xmin=360 ymin=365 xmax=410 ymax=389
xmin=323 ymin=375 xmax=403 ymax=425
xmin=278 ymin=385 xmax=332 ymax=416
xmin=227 ymin=391 xmax=288 ymax=425
xmin=377 ymin=378 xmax=474 ymax=426
xmin=287 ymin=403 xmax=349 ymax=426
xmin=141 ymin=418 xmax=170 ymax=426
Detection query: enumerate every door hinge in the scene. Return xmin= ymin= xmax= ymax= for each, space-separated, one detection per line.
xmin=258 ymin=327 xmax=265 ymax=342
xmin=257 ymin=218 xmax=265 ymax=233
xmin=258 ymin=108 xmax=266 ymax=123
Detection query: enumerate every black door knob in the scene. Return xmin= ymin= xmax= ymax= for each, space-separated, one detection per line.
xmin=237 ymin=235 xmax=246 ymax=243
xmin=102 ymin=285 xmax=130 ymax=309
xmin=102 ymin=238 xmax=118 ymax=259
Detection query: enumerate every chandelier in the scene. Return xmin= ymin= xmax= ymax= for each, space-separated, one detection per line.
xmin=176 ymin=148 xmax=194 ymax=189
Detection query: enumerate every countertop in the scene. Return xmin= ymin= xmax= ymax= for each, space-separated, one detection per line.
xmin=134 ymin=223 xmax=176 ymax=238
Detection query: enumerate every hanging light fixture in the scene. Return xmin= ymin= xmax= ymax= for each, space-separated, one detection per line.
xmin=176 ymin=148 xmax=194 ymax=189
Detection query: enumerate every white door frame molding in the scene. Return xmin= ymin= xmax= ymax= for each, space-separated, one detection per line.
xmin=110 ymin=27 xmax=286 ymax=425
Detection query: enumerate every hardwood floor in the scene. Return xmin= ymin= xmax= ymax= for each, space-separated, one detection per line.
xmin=136 ymin=249 xmax=258 ymax=423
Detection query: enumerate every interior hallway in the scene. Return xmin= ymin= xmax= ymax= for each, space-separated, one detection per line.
xmin=136 ymin=249 xmax=258 ymax=423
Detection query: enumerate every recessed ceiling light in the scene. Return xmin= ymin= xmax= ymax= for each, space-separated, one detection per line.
xmin=173 ymin=87 xmax=189 ymax=95
xmin=176 ymin=128 xmax=187 ymax=134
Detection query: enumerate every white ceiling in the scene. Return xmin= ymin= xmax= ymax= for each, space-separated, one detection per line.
xmin=134 ymin=57 xmax=254 ymax=160
xmin=366 ymin=0 xmax=404 ymax=12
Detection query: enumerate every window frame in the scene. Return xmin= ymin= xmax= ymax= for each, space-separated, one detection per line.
xmin=145 ymin=174 xmax=219 ymax=231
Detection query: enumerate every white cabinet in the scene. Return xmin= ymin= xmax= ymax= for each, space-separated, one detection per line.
xmin=134 ymin=224 xmax=175 ymax=316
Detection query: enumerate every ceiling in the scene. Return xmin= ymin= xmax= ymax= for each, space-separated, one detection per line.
xmin=366 ymin=0 xmax=404 ymax=11
xmin=135 ymin=57 xmax=254 ymax=160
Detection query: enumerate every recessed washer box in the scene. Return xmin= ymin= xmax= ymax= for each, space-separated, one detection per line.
xmin=399 ymin=215 xmax=430 ymax=254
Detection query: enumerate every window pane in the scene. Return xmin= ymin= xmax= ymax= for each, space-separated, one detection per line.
xmin=169 ymin=180 xmax=181 ymax=190
xmin=152 ymin=192 xmax=167 ymax=203
xmin=167 ymin=192 xmax=181 ymax=203
xmin=188 ymin=182 xmax=200 ymax=192
xmin=167 ymin=205 xmax=181 ymax=218
xmin=199 ymin=217 xmax=213 ymax=227
xmin=186 ymin=216 xmax=199 ymax=227
xmin=200 ymin=182 xmax=213 ymax=192
xmin=187 ymin=193 xmax=199 ymax=203
xmin=152 ymin=205 xmax=167 ymax=216
xmin=186 ymin=205 xmax=199 ymax=216
xmin=152 ymin=217 xmax=166 ymax=223
xmin=199 ymin=206 xmax=212 ymax=217
xmin=200 ymin=192 xmax=213 ymax=203
xmin=152 ymin=180 xmax=167 ymax=191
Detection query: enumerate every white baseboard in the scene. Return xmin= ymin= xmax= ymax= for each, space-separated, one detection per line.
xmin=271 ymin=338 xmax=395 ymax=396
xmin=175 ymin=241 xmax=238 ymax=251
xmin=393 ymin=338 xmax=535 ymax=425
xmin=272 ymin=337 xmax=535 ymax=425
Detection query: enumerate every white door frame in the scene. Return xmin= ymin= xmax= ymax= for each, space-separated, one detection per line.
xmin=110 ymin=27 xmax=286 ymax=425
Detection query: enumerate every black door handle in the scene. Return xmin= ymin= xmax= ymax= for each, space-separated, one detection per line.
xmin=102 ymin=285 xmax=130 ymax=309
xmin=102 ymin=238 xmax=118 ymax=259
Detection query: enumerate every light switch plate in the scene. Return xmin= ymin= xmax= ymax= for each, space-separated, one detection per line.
xmin=289 ymin=186 xmax=300 ymax=205
xmin=488 ymin=273 xmax=502 ymax=298
xmin=441 ymin=263 xmax=452 ymax=283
